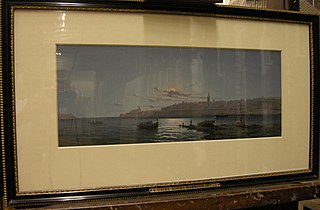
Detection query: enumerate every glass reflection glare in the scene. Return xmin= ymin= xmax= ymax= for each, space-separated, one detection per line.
xmin=59 ymin=12 xmax=66 ymax=31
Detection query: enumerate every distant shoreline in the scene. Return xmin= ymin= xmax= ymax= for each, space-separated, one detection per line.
xmin=59 ymin=113 xmax=281 ymax=120
xmin=119 ymin=97 xmax=281 ymax=118
xmin=118 ymin=113 xmax=281 ymax=119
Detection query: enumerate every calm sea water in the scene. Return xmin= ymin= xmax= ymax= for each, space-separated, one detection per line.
xmin=58 ymin=115 xmax=281 ymax=147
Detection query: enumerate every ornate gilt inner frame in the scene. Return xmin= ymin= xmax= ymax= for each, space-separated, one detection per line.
xmin=1 ymin=0 xmax=319 ymax=207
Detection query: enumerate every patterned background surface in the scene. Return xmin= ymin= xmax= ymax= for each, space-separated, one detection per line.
xmin=227 ymin=0 xmax=267 ymax=8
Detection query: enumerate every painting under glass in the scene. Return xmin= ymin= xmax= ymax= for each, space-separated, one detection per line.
xmin=57 ymin=45 xmax=281 ymax=147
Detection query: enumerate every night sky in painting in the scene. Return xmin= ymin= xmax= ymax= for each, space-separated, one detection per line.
xmin=57 ymin=45 xmax=280 ymax=118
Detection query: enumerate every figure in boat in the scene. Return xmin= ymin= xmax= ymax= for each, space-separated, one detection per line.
xmin=137 ymin=118 xmax=159 ymax=129
xmin=180 ymin=119 xmax=215 ymax=129
xmin=179 ymin=120 xmax=196 ymax=129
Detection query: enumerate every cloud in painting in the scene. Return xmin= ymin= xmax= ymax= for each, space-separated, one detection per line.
xmin=154 ymin=87 xmax=191 ymax=101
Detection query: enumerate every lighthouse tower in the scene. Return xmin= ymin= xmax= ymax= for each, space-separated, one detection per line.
xmin=207 ymin=92 xmax=211 ymax=103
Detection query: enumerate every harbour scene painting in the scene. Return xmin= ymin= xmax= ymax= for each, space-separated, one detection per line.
xmin=57 ymin=45 xmax=281 ymax=147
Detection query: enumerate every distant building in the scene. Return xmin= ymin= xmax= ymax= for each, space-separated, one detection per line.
xmin=119 ymin=94 xmax=281 ymax=118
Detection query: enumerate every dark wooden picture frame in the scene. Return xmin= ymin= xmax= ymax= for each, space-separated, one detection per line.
xmin=1 ymin=0 xmax=319 ymax=208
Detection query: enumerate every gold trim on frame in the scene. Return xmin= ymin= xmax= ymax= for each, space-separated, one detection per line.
xmin=0 ymin=0 xmax=6 ymax=205
xmin=10 ymin=6 xmax=20 ymax=198
xmin=14 ymin=169 xmax=312 ymax=196
xmin=309 ymin=21 xmax=315 ymax=172
xmin=3 ymin=3 xmax=316 ymax=206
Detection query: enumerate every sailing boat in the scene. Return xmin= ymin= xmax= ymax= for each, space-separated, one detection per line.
xmin=137 ymin=118 xmax=159 ymax=129
xmin=235 ymin=101 xmax=245 ymax=127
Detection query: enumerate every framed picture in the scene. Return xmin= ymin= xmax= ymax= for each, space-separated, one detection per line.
xmin=1 ymin=0 xmax=319 ymax=207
